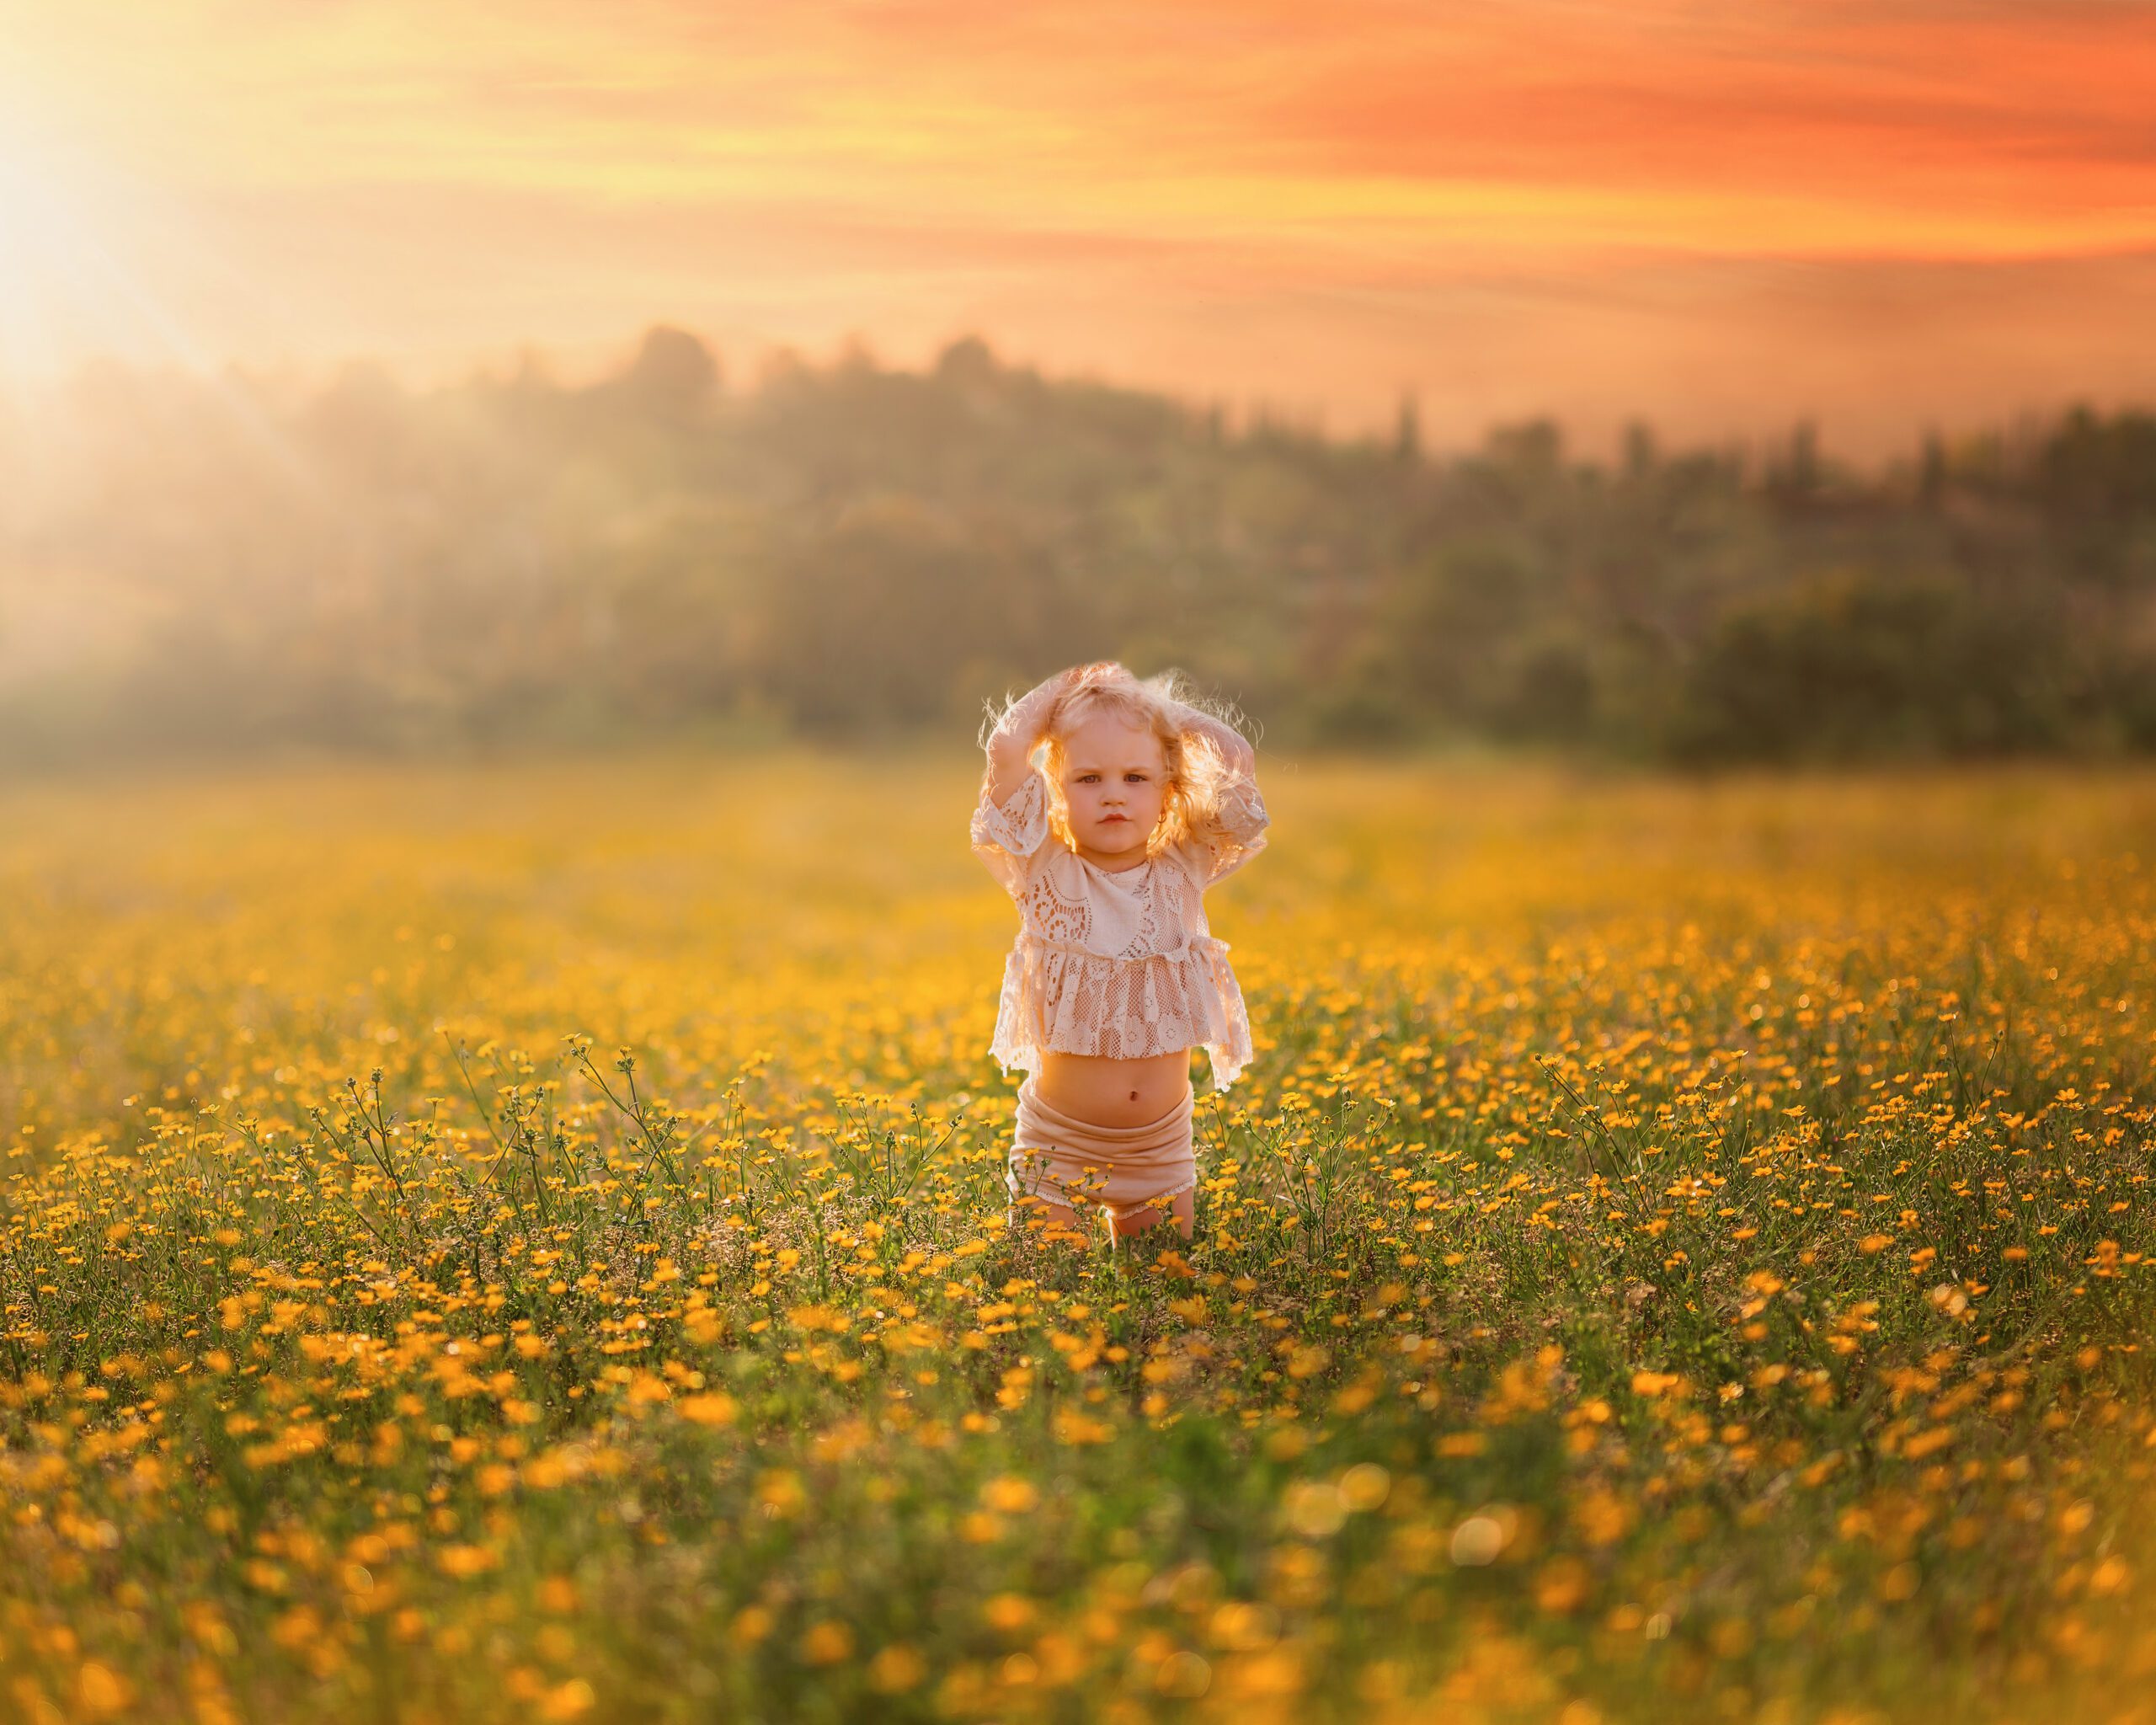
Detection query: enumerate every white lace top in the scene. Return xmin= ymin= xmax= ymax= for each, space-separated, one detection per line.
xmin=969 ymin=766 xmax=1269 ymax=1091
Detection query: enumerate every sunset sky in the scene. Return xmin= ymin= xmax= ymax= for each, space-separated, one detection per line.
xmin=3 ymin=0 xmax=2152 ymax=464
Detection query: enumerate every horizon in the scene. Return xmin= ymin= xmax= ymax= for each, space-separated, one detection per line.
xmin=3 ymin=320 xmax=2112 ymax=483
xmin=4 ymin=3 xmax=2154 ymax=466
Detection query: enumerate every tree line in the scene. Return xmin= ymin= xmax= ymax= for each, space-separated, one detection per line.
xmin=3 ymin=325 xmax=2152 ymax=769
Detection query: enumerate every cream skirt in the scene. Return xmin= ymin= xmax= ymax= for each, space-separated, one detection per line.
xmin=1006 ymin=1074 xmax=1197 ymax=1222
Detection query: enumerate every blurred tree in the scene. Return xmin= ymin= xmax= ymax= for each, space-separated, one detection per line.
xmin=1621 ymin=420 xmax=1658 ymax=483
xmin=1665 ymin=566 xmax=2068 ymax=763
xmin=619 ymin=325 xmax=722 ymax=423
xmin=3 ymin=341 xmax=2153 ymax=768
xmin=1491 ymin=638 xmax=1598 ymax=743
xmin=750 ymin=494 xmax=1060 ymax=736
xmin=1917 ymin=429 xmax=1947 ymax=511
xmin=2032 ymin=405 xmax=2156 ymax=590
xmin=1394 ymin=392 xmax=1422 ymax=464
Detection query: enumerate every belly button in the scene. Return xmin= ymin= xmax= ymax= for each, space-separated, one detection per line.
xmin=1129 ymin=1090 xmax=1138 ymax=1101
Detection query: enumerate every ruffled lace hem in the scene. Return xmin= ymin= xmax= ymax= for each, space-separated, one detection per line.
xmin=987 ymin=932 xmax=1256 ymax=1092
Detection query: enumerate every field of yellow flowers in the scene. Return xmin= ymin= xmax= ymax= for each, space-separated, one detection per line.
xmin=1 ymin=749 xmax=2153 ymax=1724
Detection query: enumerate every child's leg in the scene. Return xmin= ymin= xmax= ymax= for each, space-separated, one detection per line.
xmin=1109 ymin=1186 xmax=1194 ymax=1242
xmin=1008 ymin=1188 xmax=1104 ymax=1248
xmin=1007 ymin=1139 xmax=1108 ymax=1249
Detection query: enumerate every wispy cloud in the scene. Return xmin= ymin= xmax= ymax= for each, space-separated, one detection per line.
xmin=3 ymin=0 xmax=2151 ymax=457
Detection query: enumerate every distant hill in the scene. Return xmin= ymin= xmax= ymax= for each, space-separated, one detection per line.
xmin=2 ymin=327 xmax=2152 ymax=768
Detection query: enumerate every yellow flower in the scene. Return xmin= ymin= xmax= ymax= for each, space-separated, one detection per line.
xmin=980 ymin=1476 xmax=1038 ymax=1514
xmin=679 ymin=1392 xmax=739 ymax=1426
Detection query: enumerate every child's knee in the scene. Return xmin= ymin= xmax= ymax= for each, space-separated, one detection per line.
xmin=1112 ymin=1199 xmax=1193 ymax=1241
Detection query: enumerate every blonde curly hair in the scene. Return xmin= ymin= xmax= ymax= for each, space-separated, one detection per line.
xmin=979 ymin=662 xmax=1256 ymax=859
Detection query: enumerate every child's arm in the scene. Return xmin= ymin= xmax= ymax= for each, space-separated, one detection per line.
xmin=1171 ymin=703 xmax=1257 ymax=782
xmin=973 ymin=665 xmax=1098 ymax=894
xmin=1169 ymin=702 xmax=1268 ymax=887
xmin=983 ymin=664 xmax=1110 ymax=804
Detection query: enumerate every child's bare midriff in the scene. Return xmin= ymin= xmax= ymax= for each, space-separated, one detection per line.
xmin=1033 ymin=1047 xmax=1194 ymax=1127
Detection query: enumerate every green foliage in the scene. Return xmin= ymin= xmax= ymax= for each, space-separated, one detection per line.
xmin=3 ymin=334 xmax=2153 ymax=767
xmin=1664 ymin=567 xmax=2078 ymax=764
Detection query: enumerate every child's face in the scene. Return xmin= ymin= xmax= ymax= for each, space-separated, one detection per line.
xmin=1059 ymin=711 xmax=1167 ymax=867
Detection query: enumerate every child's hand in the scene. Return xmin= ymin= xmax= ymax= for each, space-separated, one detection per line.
xmin=992 ymin=666 xmax=1086 ymax=751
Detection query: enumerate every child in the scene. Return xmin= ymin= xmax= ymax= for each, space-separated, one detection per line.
xmin=971 ymin=661 xmax=1269 ymax=1245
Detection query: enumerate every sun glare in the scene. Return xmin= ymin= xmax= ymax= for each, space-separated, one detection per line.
xmin=0 ymin=109 xmax=186 ymax=382
xmin=0 ymin=116 xmax=102 ymax=377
